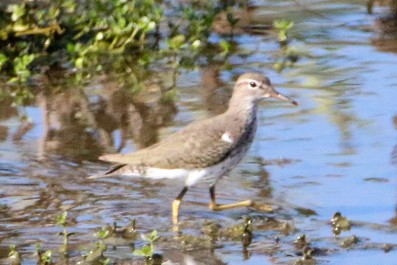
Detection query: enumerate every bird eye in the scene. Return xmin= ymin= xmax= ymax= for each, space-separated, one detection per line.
xmin=249 ymin=81 xmax=257 ymax=87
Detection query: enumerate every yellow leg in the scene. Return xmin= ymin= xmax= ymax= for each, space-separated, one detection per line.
xmin=172 ymin=186 xmax=188 ymax=224
xmin=209 ymin=185 xmax=273 ymax=212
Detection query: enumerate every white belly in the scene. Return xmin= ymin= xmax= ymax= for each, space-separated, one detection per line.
xmin=118 ymin=149 xmax=247 ymax=187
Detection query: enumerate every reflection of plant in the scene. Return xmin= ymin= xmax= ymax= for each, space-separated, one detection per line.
xmin=273 ymin=45 xmax=300 ymax=72
xmin=273 ymin=19 xmax=294 ymax=44
xmin=272 ymin=19 xmax=301 ymax=72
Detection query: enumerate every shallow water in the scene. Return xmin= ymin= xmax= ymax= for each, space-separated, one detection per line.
xmin=1 ymin=0 xmax=397 ymax=264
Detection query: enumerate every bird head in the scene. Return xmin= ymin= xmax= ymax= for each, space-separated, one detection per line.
xmin=234 ymin=73 xmax=298 ymax=105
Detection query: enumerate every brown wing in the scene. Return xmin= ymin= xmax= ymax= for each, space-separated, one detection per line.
xmin=99 ymin=115 xmax=236 ymax=169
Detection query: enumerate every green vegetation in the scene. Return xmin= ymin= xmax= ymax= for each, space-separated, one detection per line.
xmin=133 ymin=230 xmax=162 ymax=265
xmin=0 ymin=0 xmax=302 ymax=109
xmin=5 ymin=215 xmax=253 ymax=264
xmin=8 ymin=245 xmax=22 ymax=265
xmin=0 ymin=0 xmax=228 ymax=105
xmin=5 ymin=210 xmax=159 ymax=264
xmin=56 ymin=211 xmax=74 ymax=256
xmin=331 ymin=212 xmax=351 ymax=235
xmin=36 ymin=244 xmax=53 ymax=265
xmin=6 ymin=208 xmax=392 ymax=264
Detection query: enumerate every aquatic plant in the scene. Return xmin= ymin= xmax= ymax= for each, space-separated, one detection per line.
xmin=36 ymin=244 xmax=54 ymax=265
xmin=273 ymin=19 xmax=295 ymax=44
xmin=8 ymin=245 xmax=22 ymax=265
xmin=272 ymin=19 xmax=302 ymax=73
xmin=133 ymin=230 xmax=162 ymax=265
xmin=56 ymin=211 xmax=74 ymax=256
xmin=82 ymin=241 xmax=109 ymax=264
xmin=331 ymin=212 xmax=351 ymax=235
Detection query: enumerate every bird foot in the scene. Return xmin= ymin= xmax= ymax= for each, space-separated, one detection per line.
xmin=209 ymin=200 xmax=274 ymax=212
xmin=209 ymin=200 xmax=254 ymax=211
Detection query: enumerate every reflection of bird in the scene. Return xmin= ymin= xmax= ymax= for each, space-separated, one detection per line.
xmin=392 ymin=115 xmax=397 ymax=165
xmin=211 ymin=4 xmax=271 ymax=36
xmin=370 ymin=0 xmax=397 ymax=53
xmin=90 ymin=73 xmax=297 ymax=224
xmin=200 ymin=65 xmax=230 ymax=114
xmin=389 ymin=115 xmax=397 ymax=226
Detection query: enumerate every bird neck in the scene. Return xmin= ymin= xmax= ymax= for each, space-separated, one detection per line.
xmin=226 ymin=93 xmax=258 ymax=126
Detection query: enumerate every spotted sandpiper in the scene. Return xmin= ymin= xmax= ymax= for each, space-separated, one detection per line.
xmin=89 ymin=72 xmax=297 ymax=224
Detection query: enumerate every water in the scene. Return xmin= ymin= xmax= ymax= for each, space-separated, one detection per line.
xmin=1 ymin=0 xmax=397 ymax=264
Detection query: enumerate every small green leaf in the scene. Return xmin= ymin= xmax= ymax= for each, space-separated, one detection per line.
xmin=35 ymin=243 xmax=42 ymax=252
xmin=12 ymin=22 xmax=29 ymax=32
xmin=41 ymin=250 xmax=52 ymax=262
xmin=0 ymin=53 xmax=7 ymax=70
xmin=139 ymin=16 xmax=150 ymax=27
xmin=44 ymin=38 xmax=51 ymax=49
xmin=67 ymin=43 xmax=75 ymax=53
xmin=168 ymin=35 xmax=185 ymax=50
xmin=56 ymin=211 xmax=68 ymax=226
xmin=191 ymin=39 xmax=201 ymax=50
xmin=273 ymin=19 xmax=294 ymax=31
xmin=145 ymin=21 xmax=156 ymax=32
xmin=98 ymin=229 xmax=110 ymax=239
xmin=75 ymin=57 xmax=84 ymax=68
xmin=9 ymin=4 xmax=26 ymax=22
xmin=149 ymin=230 xmax=158 ymax=241
xmin=118 ymin=17 xmax=126 ymax=28
xmin=8 ymin=244 xmax=21 ymax=265
xmin=273 ymin=19 xmax=294 ymax=43
xmin=61 ymin=0 xmax=76 ymax=13
xmin=8 ymin=77 xmax=19 ymax=84
xmin=133 ymin=249 xmax=145 ymax=256
xmin=278 ymin=31 xmax=287 ymax=42
xmin=220 ymin=40 xmax=232 ymax=57
xmin=141 ymin=245 xmax=151 ymax=256
xmin=96 ymin=32 xmax=104 ymax=41
xmin=101 ymin=258 xmax=111 ymax=265
xmin=96 ymin=241 xmax=107 ymax=252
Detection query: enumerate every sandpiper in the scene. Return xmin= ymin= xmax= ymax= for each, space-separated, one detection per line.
xmin=90 ymin=72 xmax=297 ymax=223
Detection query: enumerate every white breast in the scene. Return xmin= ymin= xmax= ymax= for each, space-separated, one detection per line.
xmin=118 ymin=153 xmax=244 ymax=187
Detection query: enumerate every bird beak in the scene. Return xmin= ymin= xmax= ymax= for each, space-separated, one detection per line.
xmin=268 ymin=86 xmax=298 ymax=106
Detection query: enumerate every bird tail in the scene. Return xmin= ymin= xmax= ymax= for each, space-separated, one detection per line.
xmin=88 ymin=164 xmax=127 ymax=179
